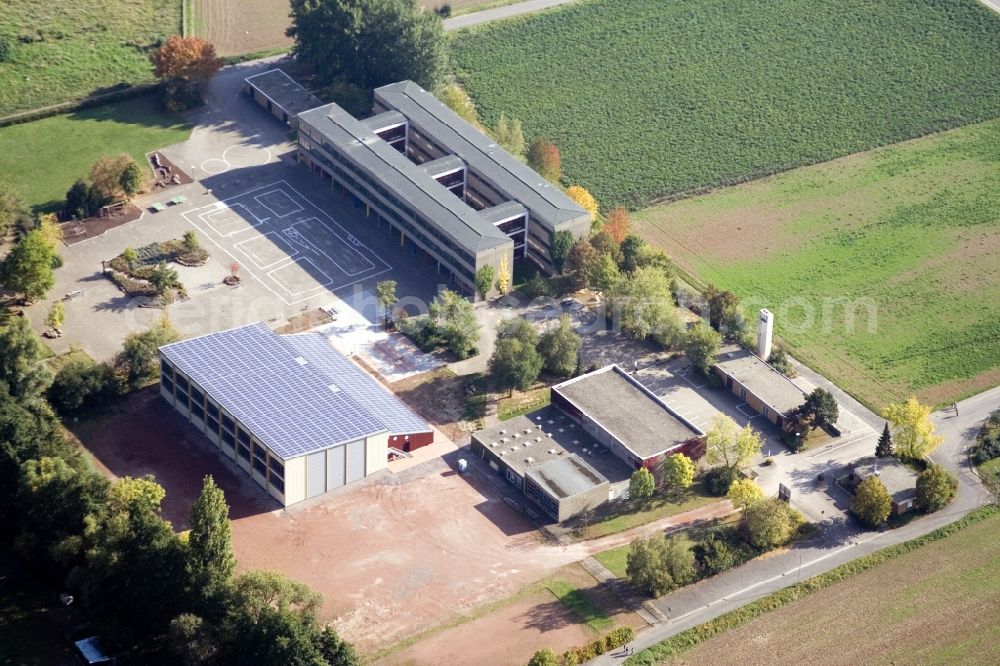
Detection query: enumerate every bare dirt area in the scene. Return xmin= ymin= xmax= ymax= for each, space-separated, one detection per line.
xmin=664 ymin=513 xmax=1000 ymax=666
xmin=392 ymin=368 xmax=481 ymax=441
xmin=196 ymin=0 xmax=293 ymax=57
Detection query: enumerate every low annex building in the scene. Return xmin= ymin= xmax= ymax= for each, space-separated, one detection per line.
xmin=472 ymin=365 xmax=705 ymax=522
xmin=158 ymin=322 xmax=432 ymax=507
xmin=294 ymin=80 xmax=591 ymax=297
xmin=712 ymin=345 xmax=807 ymax=428
xmin=243 ymin=69 xmax=322 ymax=128
xmin=848 ymin=457 xmax=918 ymax=516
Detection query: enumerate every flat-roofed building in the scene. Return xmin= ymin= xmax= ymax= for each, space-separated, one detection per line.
xmin=552 ymin=365 xmax=706 ymax=469
xmin=158 ymin=322 xmax=432 ymax=506
xmin=296 ymin=80 xmax=590 ymax=296
xmin=243 ymin=69 xmax=322 ymax=127
xmin=712 ymin=345 xmax=807 ymax=428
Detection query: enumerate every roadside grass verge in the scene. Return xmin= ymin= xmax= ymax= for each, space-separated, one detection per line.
xmin=545 ymin=578 xmax=614 ymax=634
xmin=627 ymin=505 xmax=1000 ymax=665
xmin=570 ymin=481 xmax=718 ymax=541
xmin=0 ymin=94 xmax=191 ymax=212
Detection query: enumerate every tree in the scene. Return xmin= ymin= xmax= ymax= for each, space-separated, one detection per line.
xmin=495 ymin=254 xmax=511 ymax=295
xmin=0 ymin=181 xmax=33 ymax=237
xmin=169 ymin=613 xmax=219 ymax=666
xmin=705 ymin=414 xmax=763 ymax=473
xmin=538 ymin=315 xmax=581 ymax=377
xmin=89 ymin=154 xmax=135 ymax=202
xmin=620 ymin=234 xmax=646 ymax=273
xmin=563 ymin=239 xmax=600 ymax=288
xmin=916 ymin=464 xmax=957 ymax=513
xmin=0 ymin=316 xmax=53 ymax=399
xmin=608 ymin=265 xmax=682 ymax=346
xmin=427 ymin=289 xmax=479 ymax=359
xmin=187 ymin=476 xmax=236 ymax=615
xmin=37 ymin=214 xmax=62 ymax=251
xmin=633 ymin=244 xmax=674 ymax=275
xmin=565 ymin=185 xmax=598 ymax=221
xmin=660 ymin=453 xmax=695 ymax=494
xmin=183 ymin=230 xmax=200 ymax=250
xmin=64 ymin=179 xmax=91 ymax=219
xmin=46 ymin=301 xmax=65 ymax=330
xmin=588 ymin=252 xmax=621 ymax=292
xmin=683 ymin=321 xmax=722 ymax=375
xmin=767 ymin=347 xmax=793 ymax=377
xmin=626 ymin=533 xmax=694 ymax=597
xmin=801 ymin=388 xmax=839 ymax=429
xmin=116 ymin=315 xmax=181 ymax=387
xmin=117 ymin=159 xmax=144 ymax=200
xmin=437 ymin=82 xmax=479 ymax=127
xmin=48 ymin=357 xmax=118 ymax=416
xmin=376 ymin=280 xmax=397 ymax=328
xmin=528 ymin=647 xmax=559 ymax=666
xmin=604 ymin=207 xmax=631 ymax=244
xmin=149 ymin=262 xmax=180 ymax=296
xmin=743 ymin=498 xmax=799 ymax=549
xmin=703 ymin=284 xmax=744 ymax=335
xmin=79 ymin=476 xmax=187 ymax=630
xmin=727 ymin=478 xmax=764 ymax=510
xmin=152 ymin=35 xmax=223 ymax=84
xmin=0 ymin=229 xmax=55 ymax=301
xmin=474 ymin=265 xmax=494 ymax=299
xmin=629 ymin=467 xmax=654 ymax=500
xmin=488 ymin=319 xmax=541 ymax=393
xmin=883 ymin=397 xmax=943 ymax=460
xmin=550 ymin=229 xmax=574 ymax=272
xmin=875 ymin=422 xmax=894 ymax=458
xmin=288 ymin=0 xmax=445 ymax=91
xmin=527 ymin=137 xmax=561 ymax=183
xmin=852 ymin=476 xmax=892 ymax=527
xmin=493 ymin=113 xmax=525 ymax=159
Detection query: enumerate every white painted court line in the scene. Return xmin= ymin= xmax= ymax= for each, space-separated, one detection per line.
xmin=234 ymin=231 xmax=300 ymax=269
xmin=268 ymin=257 xmax=333 ymax=296
xmin=202 ymin=203 xmax=267 ymax=237
xmin=255 ymin=189 xmax=304 ymax=218
xmin=284 ymin=219 xmax=376 ymax=276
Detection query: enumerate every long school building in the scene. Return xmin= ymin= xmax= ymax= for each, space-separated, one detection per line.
xmin=295 ymin=80 xmax=591 ymax=297
xmin=158 ymin=322 xmax=432 ymax=507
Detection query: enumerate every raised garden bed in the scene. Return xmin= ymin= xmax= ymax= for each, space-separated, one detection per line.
xmin=104 ymin=237 xmax=207 ymax=307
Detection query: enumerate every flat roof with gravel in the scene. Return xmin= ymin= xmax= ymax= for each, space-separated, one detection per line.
xmin=713 ymin=346 xmax=806 ymax=415
xmin=526 ymin=456 xmax=608 ymax=500
xmin=244 ymin=69 xmax=322 ymax=117
xmin=552 ymin=365 xmax=704 ymax=460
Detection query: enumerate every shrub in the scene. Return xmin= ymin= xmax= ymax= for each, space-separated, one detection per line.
xmin=916 ymin=464 xmax=957 ymax=513
xmin=0 ymin=36 xmax=12 ymax=63
xmin=970 ymin=412 xmax=1000 ymax=465
xmin=48 ymin=357 xmax=119 ymax=415
xmin=704 ymin=466 xmax=736 ymax=497
xmin=527 ymin=647 xmax=558 ymax=666
xmin=435 ymin=3 xmax=452 ymax=17
xmin=696 ymin=534 xmax=738 ymax=576
xmin=743 ymin=498 xmax=799 ymax=549
xmin=767 ymin=347 xmax=794 ymax=377
xmin=852 ymin=476 xmax=892 ymax=527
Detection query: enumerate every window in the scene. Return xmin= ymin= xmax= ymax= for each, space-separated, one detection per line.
xmin=207 ymin=416 xmax=219 ymax=433
xmin=175 ymin=374 xmax=189 ymax=392
xmin=270 ymin=476 xmax=284 ymax=493
xmin=207 ymin=402 xmax=219 ymax=419
xmin=221 ymin=414 xmax=235 ymax=433
xmin=268 ymin=457 xmax=284 ymax=480
xmin=253 ymin=443 xmax=267 ymax=476
xmin=160 ymin=359 xmax=173 ymax=379
xmin=222 ymin=430 xmax=235 ymax=449
xmin=253 ymin=457 xmax=267 ymax=476
xmin=191 ymin=402 xmax=205 ymax=420
xmin=191 ymin=386 xmax=204 ymax=405
xmin=161 ymin=376 xmax=173 ymax=393
xmin=238 ymin=429 xmax=251 ymax=448
xmin=238 ymin=441 xmax=250 ymax=461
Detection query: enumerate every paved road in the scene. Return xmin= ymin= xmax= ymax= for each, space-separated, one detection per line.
xmin=588 ymin=388 xmax=998 ymax=665
xmin=443 ymin=0 xmax=577 ymax=31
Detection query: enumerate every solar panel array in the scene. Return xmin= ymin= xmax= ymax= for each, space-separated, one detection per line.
xmin=159 ymin=323 xmax=386 ymax=460
xmin=285 ymin=333 xmax=432 ymax=437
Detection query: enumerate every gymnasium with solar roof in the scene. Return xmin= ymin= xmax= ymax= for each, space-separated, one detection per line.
xmin=158 ymin=322 xmax=432 ymax=506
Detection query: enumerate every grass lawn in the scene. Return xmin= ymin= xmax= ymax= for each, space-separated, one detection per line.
xmin=0 ymin=0 xmax=181 ymax=116
xmin=636 ymin=120 xmax=1000 ymax=409
xmin=498 ymin=385 xmax=551 ymax=420
xmin=644 ymin=509 xmax=1000 ymax=666
xmin=0 ymin=95 xmax=191 ymax=211
xmin=545 ymin=578 xmax=614 ymax=634
xmin=594 ymin=543 xmax=630 ymax=579
xmin=450 ymin=0 xmax=1000 ymax=210
xmin=573 ymin=481 xmax=718 ymax=540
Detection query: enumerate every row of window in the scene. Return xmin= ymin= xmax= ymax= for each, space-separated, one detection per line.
xmin=161 ymin=358 xmax=285 ymax=495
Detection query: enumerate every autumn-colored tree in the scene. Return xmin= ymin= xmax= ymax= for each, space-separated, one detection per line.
xmin=152 ymin=36 xmax=223 ymax=84
xmin=89 ymin=155 xmax=135 ymax=202
xmin=605 ymin=207 xmax=631 ymax=244
xmin=527 ymin=137 xmax=561 ymax=183
xmin=883 ymin=397 xmax=943 ymax=460
xmin=495 ymin=255 xmax=511 ymax=295
xmin=566 ymin=185 xmax=598 ymax=221
xmin=437 ymin=82 xmax=480 ymax=127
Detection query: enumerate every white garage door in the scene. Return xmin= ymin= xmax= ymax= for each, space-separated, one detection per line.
xmin=307 ymin=451 xmax=326 ymax=499
xmin=327 ymin=445 xmax=345 ymax=490
xmin=346 ymin=440 xmax=365 ymax=483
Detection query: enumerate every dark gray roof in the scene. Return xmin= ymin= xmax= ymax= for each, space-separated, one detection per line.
xmin=284 ymin=333 xmax=431 ymax=436
xmin=480 ymin=201 xmax=527 ymax=225
xmin=159 ymin=323 xmax=397 ymax=460
xmin=298 ymin=102 xmax=511 ymax=255
xmin=419 ymin=154 xmax=466 ymax=177
xmin=553 ymin=365 xmax=704 ymax=460
xmin=244 ymin=69 xmax=322 ymax=117
xmin=713 ymin=346 xmax=807 ymax=415
xmin=853 ymin=457 xmax=918 ymax=504
xmin=374 ymin=81 xmax=589 ymax=232
xmin=362 ymin=110 xmax=407 ymax=132
xmin=526 ymin=455 xmax=608 ymax=499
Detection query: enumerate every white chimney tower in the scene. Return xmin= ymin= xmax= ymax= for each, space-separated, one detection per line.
xmin=758 ymin=308 xmax=773 ymax=360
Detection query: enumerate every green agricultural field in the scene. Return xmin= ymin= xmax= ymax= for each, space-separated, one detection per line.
xmin=636 ymin=120 xmax=1000 ymax=409
xmin=648 ymin=510 xmax=1000 ymax=666
xmin=0 ymin=0 xmax=181 ymax=117
xmin=0 ymin=95 xmax=191 ymax=211
xmin=450 ymin=0 xmax=1000 ymax=209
